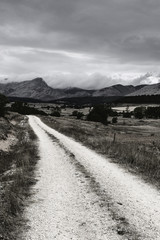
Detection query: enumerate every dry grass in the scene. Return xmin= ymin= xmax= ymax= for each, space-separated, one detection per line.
xmin=41 ymin=115 xmax=160 ymax=187
xmin=0 ymin=113 xmax=38 ymax=240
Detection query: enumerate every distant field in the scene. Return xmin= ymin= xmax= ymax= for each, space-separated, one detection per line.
xmin=28 ymin=102 xmax=160 ymax=116
xmin=28 ymin=102 xmax=90 ymax=116
xmin=112 ymin=104 xmax=160 ymax=112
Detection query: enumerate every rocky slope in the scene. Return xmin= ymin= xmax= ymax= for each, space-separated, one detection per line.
xmin=128 ymin=83 xmax=160 ymax=96
xmin=0 ymin=78 xmax=65 ymax=101
xmin=93 ymin=84 xmax=136 ymax=97
xmin=0 ymin=78 xmax=154 ymax=101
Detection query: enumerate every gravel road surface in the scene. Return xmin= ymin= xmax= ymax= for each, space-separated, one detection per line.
xmin=23 ymin=116 xmax=160 ymax=240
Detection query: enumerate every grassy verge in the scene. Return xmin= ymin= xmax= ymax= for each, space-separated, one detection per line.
xmin=41 ymin=116 xmax=160 ymax=187
xmin=0 ymin=114 xmax=38 ymax=240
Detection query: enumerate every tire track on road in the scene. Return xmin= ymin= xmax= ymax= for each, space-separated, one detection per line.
xmin=26 ymin=116 xmax=160 ymax=240
xmin=46 ymin=131 xmax=139 ymax=240
xmin=24 ymin=116 xmax=124 ymax=240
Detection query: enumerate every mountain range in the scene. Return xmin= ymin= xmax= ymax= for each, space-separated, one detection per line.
xmin=128 ymin=83 xmax=160 ymax=96
xmin=0 ymin=77 xmax=159 ymax=101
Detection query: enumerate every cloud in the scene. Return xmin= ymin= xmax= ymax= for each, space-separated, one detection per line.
xmin=131 ymin=72 xmax=160 ymax=86
xmin=0 ymin=0 xmax=160 ymax=88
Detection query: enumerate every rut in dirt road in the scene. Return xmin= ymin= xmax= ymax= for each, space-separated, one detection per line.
xmin=23 ymin=116 xmax=160 ymax=240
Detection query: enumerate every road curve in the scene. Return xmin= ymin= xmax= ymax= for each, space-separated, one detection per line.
xmin=23 ymin=116 xmax=160 ymax=240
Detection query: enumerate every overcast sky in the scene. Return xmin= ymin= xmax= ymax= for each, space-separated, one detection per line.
xmin=0 ymin=0 xmax=160 ymax=88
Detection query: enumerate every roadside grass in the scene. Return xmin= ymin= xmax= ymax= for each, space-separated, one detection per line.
xmin=41 ymin=116 xmax=160 ymax=187
xmin=0 ymin=114 xmax=38 ymax=240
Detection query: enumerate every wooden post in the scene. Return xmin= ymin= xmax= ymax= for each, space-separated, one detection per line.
xmin=113 ymin=132 xmax=116 ymax=143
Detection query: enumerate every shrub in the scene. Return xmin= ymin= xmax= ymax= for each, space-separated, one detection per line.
xmin=122 ymin=111 xmax=132 ymax=118
xmin=72 ymin=110 xmax=84 ymax=119
xmin=72 ymin=110 xmax=78 ymax=116
xmin=77 ymin=112 xmax=84 ymax=119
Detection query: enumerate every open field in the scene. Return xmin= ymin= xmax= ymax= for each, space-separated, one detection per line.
xmin=27 ymin=102 xmax=160 ymax=117
xmin=0 ymin=113 xmax=38 ymax=240
xmin=41 ymin=114 xmax=160 ymax=187
xmin=112 ymin=104 xmax=160 ymax=112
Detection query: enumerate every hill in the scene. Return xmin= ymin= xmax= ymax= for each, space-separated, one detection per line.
xmin=0 ymin=77 xmax=154 ymax=101
xmin=128 ymin=83 xmax=160 ymax=96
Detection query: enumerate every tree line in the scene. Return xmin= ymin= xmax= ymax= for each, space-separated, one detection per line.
xmin=0 ymin=94 xmax=160 ymax=125
xmin=133 ymin=106 xmax=160 ymax=119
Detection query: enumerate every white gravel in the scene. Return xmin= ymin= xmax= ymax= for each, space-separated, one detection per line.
xmin=24 ymin=116 xmax=160 ymax=240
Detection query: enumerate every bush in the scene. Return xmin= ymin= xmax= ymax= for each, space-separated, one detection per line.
xmin=122 ymin=111 xmax=132 ymax=118
xmin=76 ymin=112 xmax=84 ymax=119
xmin=72 ymin=110 xmax=79 ymax=116
xmin=72 ymin=110 xmax=84 ymax=119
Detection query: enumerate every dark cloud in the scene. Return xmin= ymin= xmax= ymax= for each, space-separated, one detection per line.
xmin=0 ymin=0 xmax=160 ymax=87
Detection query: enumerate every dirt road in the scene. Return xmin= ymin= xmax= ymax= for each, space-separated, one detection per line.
xmin=23 ymin=116 xmax=160 ymax=240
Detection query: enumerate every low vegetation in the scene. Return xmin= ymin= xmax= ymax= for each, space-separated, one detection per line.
xmin=117 ymin=95 xmax=160 ymax=104
xmin=71 ymin=110 xmax=84 ymax=119
xmin=50 ymin=106 xmax=61 ymax=117
xmin=0 ymin=113 xmax=38 ymax=239
xmin=41 ymin=115 xmax=160 ymax=187
xmin=2 ymin=96 xmax=160 ymax=236
xmin=133 ymin=106 xmax=160 ymax=119
xmin=10 ymin=101 xmax=47 ymax=115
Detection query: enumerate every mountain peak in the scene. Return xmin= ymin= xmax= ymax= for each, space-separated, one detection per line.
xmin=1 ymin=78 xmax=159 ymax=101
xmin=32 ymin=77 xmax=45 ymax=83
xmin=31 ymin=77 xmax=48 ymax=87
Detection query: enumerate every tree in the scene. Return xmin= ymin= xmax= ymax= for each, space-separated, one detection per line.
xmin=0 ymin=94 xmax=8 ymax=117
xmin=123 ymin=105 xmax=132 ymax=118
xmin=145 ymin=106 xmax=160 ymax=119
xmin=11 ymin=101 xmax=47 ymax=115
xmin=11 ymin=101 xmax=24 ymax=113
xmin=134 ymin=107 xmax=146 ymax=119
xmin=87 ymin=104 xmax=109 ymax=125
xmin=112 ymin=117 xmax=118 ymax=124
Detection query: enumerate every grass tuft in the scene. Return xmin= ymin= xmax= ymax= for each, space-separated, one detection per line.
xmin=0 ymin=115 xmax=39 ymax=239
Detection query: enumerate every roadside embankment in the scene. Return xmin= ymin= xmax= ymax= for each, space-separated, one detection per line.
xmin=0 ymin=113 xmax=38 ymax=240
